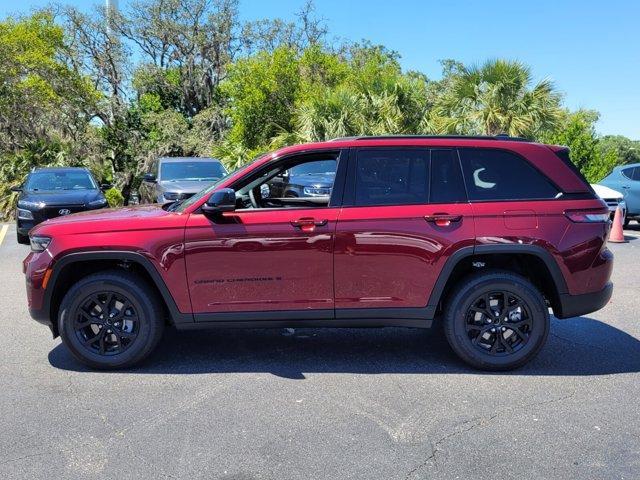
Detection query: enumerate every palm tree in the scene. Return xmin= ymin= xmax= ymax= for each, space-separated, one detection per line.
xmin=432 ymin=59 xmax=562 ymax=138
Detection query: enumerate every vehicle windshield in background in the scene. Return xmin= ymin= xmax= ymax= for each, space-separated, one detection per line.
xmin=172 ymin=158 xmax=260 ymax=212
xmin=290 ymin=160 xmax=336 ymax=175
xmin=160 ymin=162 xmax=226 ymax=182
xmin=25 ymin=171 xmax=97 ymax=191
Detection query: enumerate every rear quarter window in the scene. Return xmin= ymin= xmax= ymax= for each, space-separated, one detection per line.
xmin=459 ymin=148 xmax=560 ymax=201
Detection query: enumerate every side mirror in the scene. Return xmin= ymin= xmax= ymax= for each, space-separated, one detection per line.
xmin=201 ymin=188 xmax=236 ymax=215
xmin=10 ymin=185 xmax=22 ymax=193
xmin=100 ymin=183 xmax=112 ymax=191
xmin=143 ymin=173 xmax=156 ymax=183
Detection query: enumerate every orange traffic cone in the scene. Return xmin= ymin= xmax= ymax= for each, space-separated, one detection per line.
xmin=609 ymin=206 xmax=626 ymax=243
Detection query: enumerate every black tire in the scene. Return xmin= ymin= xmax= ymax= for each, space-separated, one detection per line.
xmin=58 ymin=270 xmax=164 ymax=369
xmin=443 ymin=270 xmax=549 ymax=371
xmin=17 ymin=231 xmax=29 ymax=244
xmin=623 ymin=216 xmax=630 ymax=227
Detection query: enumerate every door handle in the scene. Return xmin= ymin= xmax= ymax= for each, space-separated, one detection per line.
xmin=291 ymin=217 xmax=328 ymax=232
xmin=424 ymin=214 xmax=462 ymax=227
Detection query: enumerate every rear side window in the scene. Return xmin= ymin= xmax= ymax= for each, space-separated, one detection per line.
xmin=430 ymin=149 xmax=467 ymax=203
xmin=459 ymin=148 xmax=560 ymax=201
xmin=355 ymin=149 xmax=429 ymax=206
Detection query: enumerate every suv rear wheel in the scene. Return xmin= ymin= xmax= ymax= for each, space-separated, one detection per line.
xmin=443 ymin=271 xmax=549 ymax=371
xmin=58 ymin=270 xmax=164 ymax=369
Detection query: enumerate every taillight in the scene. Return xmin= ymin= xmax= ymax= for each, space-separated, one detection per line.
xmin=564 ymin=209 xmax=610 ymax=223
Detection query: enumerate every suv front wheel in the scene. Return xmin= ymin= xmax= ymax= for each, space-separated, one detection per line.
xmin=58 ymin=270 xmax=164 ymax=369
xmin=443 ymin=271 xmax=549 ymax=371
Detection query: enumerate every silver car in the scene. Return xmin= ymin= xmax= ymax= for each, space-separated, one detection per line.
xmin=143 ymin=157 xmax=227 ymax=204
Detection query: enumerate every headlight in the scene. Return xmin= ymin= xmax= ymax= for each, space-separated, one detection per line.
xmin=30 ymin=235 xmax=51 ymax=252
xmin=303 ymin=186 xmax=332 ymax=197
xmin=17 ymin=208 xmax=34 ymax=220
xmin=17 ymin=200 xmax=45 ymax=209
xmin=88 ymin=198 xmax=107 ymax=207
xmin=163 ymin=192 xmax=180 ymax=201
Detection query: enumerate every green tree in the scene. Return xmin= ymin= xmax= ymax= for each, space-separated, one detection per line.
xmin=599 ymin=135 xmax=640 ymax=165
xmin=0 ymin=11 xmax=99 ymax=219
xmin=221 ymin=47 xmax=301 ymax=150
xmin=541 ymin=110 xmax=620 ymax=183
xmin=432 ymin=59 xmax=562 ymax=137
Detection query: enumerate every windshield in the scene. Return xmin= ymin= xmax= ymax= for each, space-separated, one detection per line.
xmin=160 ymin=161 xmax=226 ymax=181
xmin=172 ymin=161 xmax=256 ymax=212
xmin=25 ymin=171 xmax=97 ymax=191
xmin=290 ymin=160 xmax=336 ymax=175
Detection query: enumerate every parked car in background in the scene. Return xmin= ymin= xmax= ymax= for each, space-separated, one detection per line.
xmin=142 ymin=157 xmax=227 ymax=204
xmin=12 ymin=167 xmax=109 ymax=244
xmin=23 ymin=136 xmax=613 ymax=371
xmin=599 ymin=163 xmax=640 ymax=225
xmin=591 ymin=184 xmax=626 ymax=222
xmin=265 ymin=159 xmax=336 ymax=199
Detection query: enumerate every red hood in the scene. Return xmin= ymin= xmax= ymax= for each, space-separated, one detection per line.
xmin=31 ymin=204 xmax=187 ymax=236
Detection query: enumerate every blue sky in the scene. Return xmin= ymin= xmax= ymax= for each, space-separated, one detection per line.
xmin=2 ymin=0 xmax=638 ymax=139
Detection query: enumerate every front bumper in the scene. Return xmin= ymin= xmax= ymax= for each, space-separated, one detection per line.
xmin=24 ymin=249 xmax=57 ymax=336
xmin=556 ymin=281 xmax=613 ymax=319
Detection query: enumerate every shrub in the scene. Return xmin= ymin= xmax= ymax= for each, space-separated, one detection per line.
xmin=104 ymin=187 xmax=124 ymax=207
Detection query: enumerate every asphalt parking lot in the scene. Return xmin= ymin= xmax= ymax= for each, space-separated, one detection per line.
xmin=0 ymin=223 xmax=639 ymax=480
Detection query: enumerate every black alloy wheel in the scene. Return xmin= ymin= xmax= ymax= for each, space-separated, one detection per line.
xmin=465 ymin=290 xmax=532 ymax=355
xmin=58 ymin=270 xmax=164 ymax=369
xmin=73 ymin=291 xmax=140 ymax=356
xmin=443 ymin=271 xmax=549 ymax=371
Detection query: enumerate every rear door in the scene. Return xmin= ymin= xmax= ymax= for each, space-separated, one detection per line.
xmin=333 ymin=147 xmax=474 ymax=317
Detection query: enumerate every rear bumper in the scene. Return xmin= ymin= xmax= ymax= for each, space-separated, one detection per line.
xmin=556 ymin=281 xmax=613 ymax=319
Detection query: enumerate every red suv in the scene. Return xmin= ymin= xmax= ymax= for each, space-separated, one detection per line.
xmin=23 ymin=136 xmax=614 ymax=370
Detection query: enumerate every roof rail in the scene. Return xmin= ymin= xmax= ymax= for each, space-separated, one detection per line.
xmin=329 ymin=134 xmax=530 ymax=142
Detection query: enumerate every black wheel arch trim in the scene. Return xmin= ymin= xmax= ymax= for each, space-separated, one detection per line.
xmin=42 ymin=251 xmax=193 ymax=328
xmin=426 ymin=244 xmax=569 ymax=310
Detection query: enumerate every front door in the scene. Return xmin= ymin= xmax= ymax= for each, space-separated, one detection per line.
xmin=334 ymin=148 xmax=474 ymax=314
xmin=184 ymin=151 xmax=345 ymax=319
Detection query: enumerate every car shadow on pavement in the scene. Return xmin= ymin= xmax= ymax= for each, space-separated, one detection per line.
xmin=48 ymin=316 xmax=640 ymax=378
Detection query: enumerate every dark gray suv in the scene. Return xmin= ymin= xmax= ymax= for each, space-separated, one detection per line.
xmin=143 ymin=157 xmax=227 ymax=204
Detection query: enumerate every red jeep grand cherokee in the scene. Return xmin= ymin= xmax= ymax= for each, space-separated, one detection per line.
xmin=23 ymin=136 xmax=614 ymax=370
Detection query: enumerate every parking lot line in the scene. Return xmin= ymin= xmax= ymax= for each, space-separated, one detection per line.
xmin=0 ymin=224 xmax=8 ymax=247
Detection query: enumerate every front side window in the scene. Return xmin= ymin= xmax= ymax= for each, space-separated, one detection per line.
xmin=25 ymin=171 xmax=97 ymax=191
xmin=355 ymin=149 xmax=429 ymax=206
xmin=235 ymin=156 xmax=338 ymax=209
xmin=459 ymin=148 xmax=560 ymax=201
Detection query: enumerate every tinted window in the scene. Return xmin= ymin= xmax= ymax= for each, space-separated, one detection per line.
xmin=430 ymin=150 xmax=467 ymax=203
xmin=355 ymin=149 xmax=429 ymax=206
xmin=289 ymin=160 xmax=336 ymax=176
xmin=160 ymin=161 xmax=226 ymax=181
xmin=459 ymin=148 xmax=559 ymax=201
xmin=25 ymin=171 xmax=97 ymax=191
xmin=623 ymin=167 xmax=640 ymax=181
